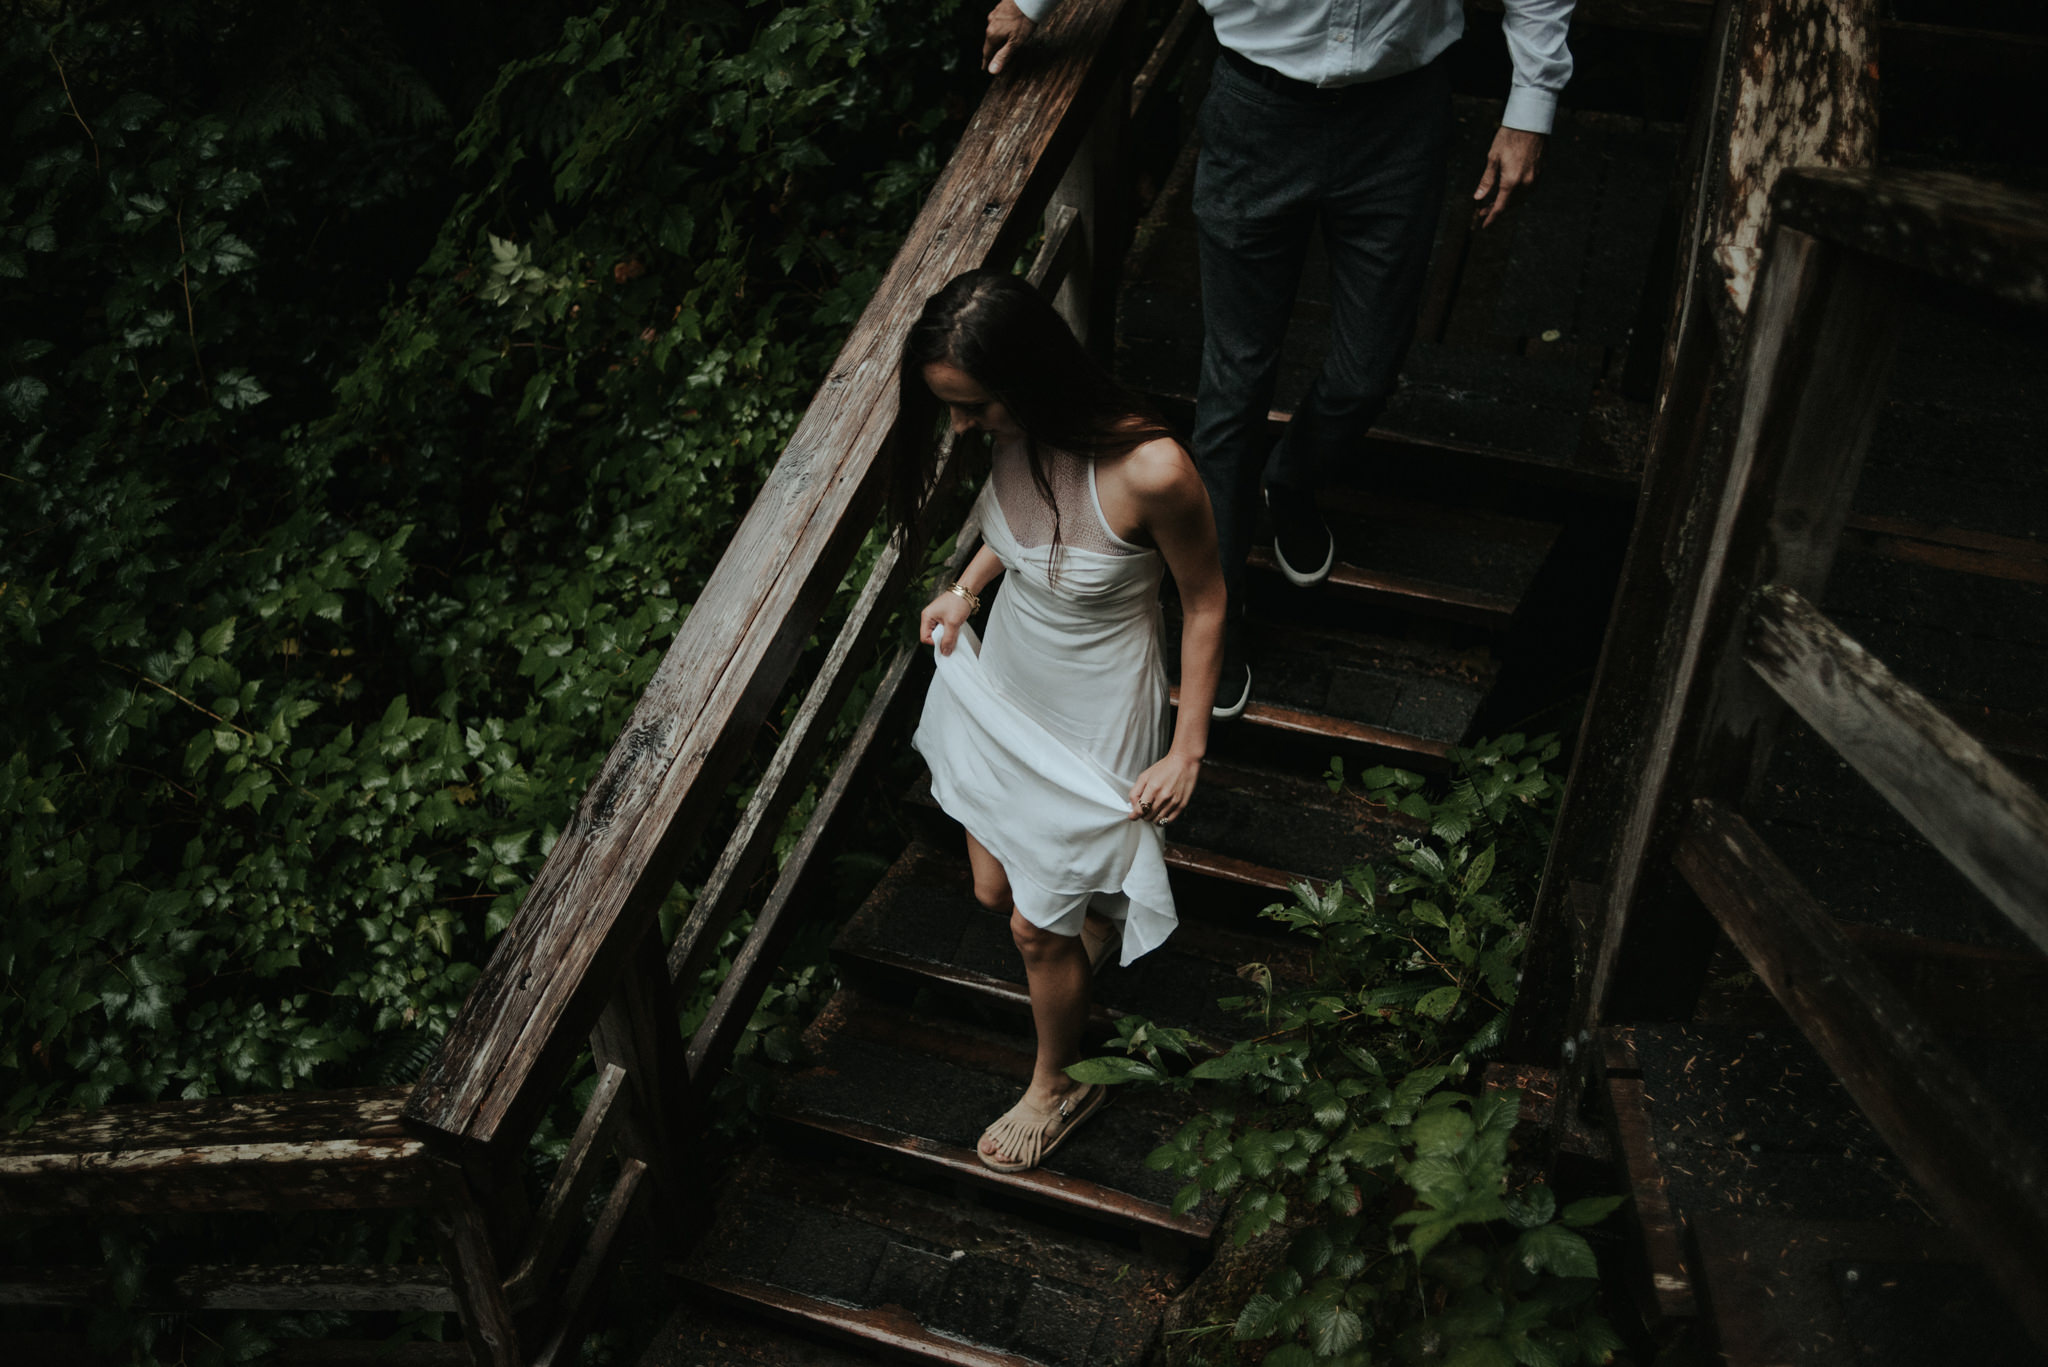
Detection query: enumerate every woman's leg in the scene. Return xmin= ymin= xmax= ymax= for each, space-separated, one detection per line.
xmin=965 ymin=833 xmax=1095 ymax=1164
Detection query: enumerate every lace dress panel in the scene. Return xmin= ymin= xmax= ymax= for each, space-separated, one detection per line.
xmin=988 ymin=438 xmax=1137 ymax=557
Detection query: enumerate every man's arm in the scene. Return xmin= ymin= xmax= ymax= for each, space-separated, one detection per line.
xmin=1473 ymin=0 xmax=1575 ymax=228
xmin=985 ymin=0 xmax=1059 ymax=75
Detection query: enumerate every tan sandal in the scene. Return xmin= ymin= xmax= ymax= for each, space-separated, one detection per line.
xmin=976 ymin=1083 xmax=1108 ymax=1174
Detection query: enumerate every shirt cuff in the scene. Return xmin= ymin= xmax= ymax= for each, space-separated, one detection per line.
xmin=1013 ymin=0 xmax=1060 ymax=23
xmin=1502 ymin=85 xmax=1558 ymax=136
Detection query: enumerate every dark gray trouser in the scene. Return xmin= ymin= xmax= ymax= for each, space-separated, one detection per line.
xmin=1191 ymin=53 xmax=1452 ymax=616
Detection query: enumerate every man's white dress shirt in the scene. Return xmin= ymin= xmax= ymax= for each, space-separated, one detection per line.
xmin=1013 ymin=0 xmax=1575 ymax=134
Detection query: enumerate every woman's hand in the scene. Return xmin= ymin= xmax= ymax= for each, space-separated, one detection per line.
xmin=920 ymin=590 xmax=973 ymax=656
xmin=1129 ymin=749 xmax=1200 ymax=825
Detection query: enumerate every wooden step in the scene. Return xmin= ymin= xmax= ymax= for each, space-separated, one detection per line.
xmin=0 ymin=1086 xmax=433 ymax=1217
xmin=640 ymin=1298 xmax=889 ymax=1367
xmin=771 ymin=990 xmax=1221 ymax=1243
xmin=671 ymin=1149 xmax=1179 ymax=1367
xmin=1689 ymin=1214 xmax=2044 ymax=1367
xmin=833 ymin=843 xmax=1305 ymax=1049
xmin=1166 ymin=612 xmax=1495 ymax=770
xmin=1244 ymin=490 xmax=1561 ymax=630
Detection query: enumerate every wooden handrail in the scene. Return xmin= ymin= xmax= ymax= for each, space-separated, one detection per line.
xmin=1745 ymin=584 xmax=2048 ymax=956
xmin=404 ymin=0 xmax=1142 ymax=1156
xmin=1772 ymin=166 xmax=2048 ymax=310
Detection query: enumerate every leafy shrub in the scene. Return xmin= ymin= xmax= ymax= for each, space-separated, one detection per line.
xmin=2 ymin=0 xmax=971 ymax=1129
xmin=1077 ymin=737 xmax=1630 ymax=1366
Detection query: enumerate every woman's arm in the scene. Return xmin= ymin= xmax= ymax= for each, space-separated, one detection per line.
xmin=1121 ymin=439 xmax=1225 ymax=825
xmin=920 ymin=542 xmax=1006 ymax=655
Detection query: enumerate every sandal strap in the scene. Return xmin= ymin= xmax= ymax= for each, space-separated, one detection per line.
xmin=980 ymin=1086 xmax=1096 ymax=1168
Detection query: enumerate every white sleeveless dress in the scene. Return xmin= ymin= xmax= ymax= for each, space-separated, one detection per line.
xmin=913 ymin=438 xmax=1178 ymax=967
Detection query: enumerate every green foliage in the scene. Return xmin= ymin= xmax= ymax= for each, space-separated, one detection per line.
xmin=1083 ymin=737 xmax=1628 ymax=1366
xmin=2 ymin=0 xmax=970 ymax=1136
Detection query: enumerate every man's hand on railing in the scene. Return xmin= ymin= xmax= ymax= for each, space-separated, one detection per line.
xmin=984 ymin=0 xmax=1036 ymax=74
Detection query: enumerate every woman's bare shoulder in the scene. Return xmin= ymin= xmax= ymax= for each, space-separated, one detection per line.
xmin=1114 ymin=435 xmax=1200 ymax=503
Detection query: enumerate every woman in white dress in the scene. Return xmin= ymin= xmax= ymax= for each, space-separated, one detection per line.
xmin=899 ymin=270 xmax=1226 ymax=1173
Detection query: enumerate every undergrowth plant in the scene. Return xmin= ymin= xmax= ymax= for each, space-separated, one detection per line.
xmin=1076 ymin=735 xmax=1630 ymax=1367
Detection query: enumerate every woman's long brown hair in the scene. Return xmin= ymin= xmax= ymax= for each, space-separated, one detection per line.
xmin=892 ymin=268 xmax=1174 ymax=563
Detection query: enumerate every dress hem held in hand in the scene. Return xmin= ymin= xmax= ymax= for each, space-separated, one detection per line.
xmin=914 ymin=624 xmax=1177 ymax=968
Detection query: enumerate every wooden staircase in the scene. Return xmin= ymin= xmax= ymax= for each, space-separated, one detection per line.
xmin=648 ymin=487 xmax=1571 ymax=1362
xmin=641 ymin=29 xmax=1694 ymax=1362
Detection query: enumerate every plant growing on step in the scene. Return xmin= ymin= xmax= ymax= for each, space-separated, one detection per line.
xmin=1077 ymin=736 xmax=1629 ymax=1366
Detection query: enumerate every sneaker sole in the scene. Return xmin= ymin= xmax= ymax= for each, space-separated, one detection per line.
xmin=1273 ymin=536 xmax=1334 ymax=588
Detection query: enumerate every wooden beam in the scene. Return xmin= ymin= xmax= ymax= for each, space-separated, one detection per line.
xmin=1774 ymin=166 xmax=2048 ymax=312
xmin=434 ymin=1181 xmax=522 ymax=1367
xmin=404 ymin=0 xmax=1142 ymax=1158
xmin=1026 ymin=202 xmax=1084 ymax=302
xmin=0 ymin=1263 xmax=454 ymax=1311
xmin=503 ymin=1063 xmax=627 ymax=1307
xmin=0 ymin=1087 xmax=437 ymax=1217
xmin=1603 ymin=1075 xmax=1698 ymax=1325
xmin=686 ymin=643 xmax=921 ymax=1092
xmin=1128 ymin=0 xmax=1202 ymax=125
xmin=1746 ymin=585 xmax=2048 ymax=957
xmin=588 ymin=928 xmax=690 ymax=1230
xmin=529 ymin=1158 xmax=648 ymax=1367
xmin=1675 ymin=799 xmax=2048 ymax=1347
xmin=1593 ymin=226 xmax=1900 ymax=1024
xmin=666 ymin=438 xmax=967 ymax=999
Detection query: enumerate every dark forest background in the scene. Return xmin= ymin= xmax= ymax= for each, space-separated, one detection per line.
xmin=1 ymin=0 xmax=980 ymax=1138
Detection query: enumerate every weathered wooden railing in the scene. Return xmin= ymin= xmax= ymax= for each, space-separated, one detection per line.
xmin=2 ymin=1 xmax=1205 ymax=1362
xmin=1523 ymin=162 xmax=2048 ymax=1344
xmin=1508 ymin=0 xmax=1882 ymax=1058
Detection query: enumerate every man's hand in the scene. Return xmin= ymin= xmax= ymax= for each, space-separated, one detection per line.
xmin=983 ymin=0 xmax=1035 ymax=75
xmin=1472 ymin=126 xmax=1545 ymax=229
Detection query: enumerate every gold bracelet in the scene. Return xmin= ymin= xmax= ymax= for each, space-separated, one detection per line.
xmin=943 ymin=580 xmax=982 ymax=615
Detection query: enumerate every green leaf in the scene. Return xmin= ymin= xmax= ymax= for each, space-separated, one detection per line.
xmin=1310 ymin=1302 xmax=1364 ymax=1356
xmin=213 ymin=368 xmax=270 ymax=410
xmin=1462 ymin=844 xmax=1497 ymax=892
xmin=1559 ymin=1195 xmax=1626 ymax=1227
xmin=1188 ymin=1047 xmax=1266 ymax=1079
xmin=1065 ymin=1055 xmax=1161 ymax=1085
xmin=1 ymin=375 xmax=49 ymax=420
xmin=1577 ymin=1313 xmax=1624 ymax=1365
xmin=1262 ymin=1346 xmax=1316 ymax=1367
xmin=1445 ymin=1339 xmax=1515 ymax=1367
xmin=1416 ymin=986 xmax=1462 ymax=1019
xmin=1234 ymin=1293 xmax=1287 ymax=1340
xmin=1410 ymin=1105 xmax=1475 ymax=1157
xmin=1504 ymin=1184 xmax=1556 ymax=1229
xmin=1513 ymin=1225 xmax=1598 ymax=1280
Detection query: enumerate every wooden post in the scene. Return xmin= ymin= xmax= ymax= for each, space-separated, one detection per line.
xmin=1508 ymin=0 xmax=1882 ymax=1069
xmin=1048 ymin=35 xmax=1131 ymax=356
xmin=589 ymin=926 xmax=692 ymax=1232
xmin=432 ymin=1169 xmax=522 ymax=1367
xmin=1595 ymin=229 xmax=1901 ymax=1023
